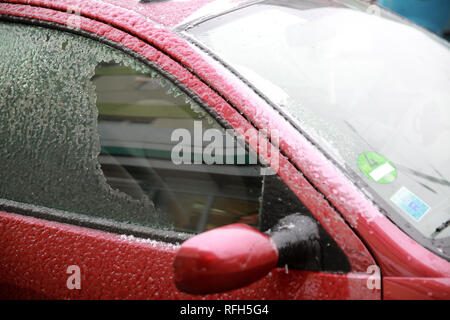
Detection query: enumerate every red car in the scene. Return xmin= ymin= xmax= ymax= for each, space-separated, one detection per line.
xmin=0 ymin=0 xmax=449 ymax=300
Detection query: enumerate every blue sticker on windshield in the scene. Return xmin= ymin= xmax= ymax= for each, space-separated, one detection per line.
xmin=390 ymin=187 xmax=430 ymax=221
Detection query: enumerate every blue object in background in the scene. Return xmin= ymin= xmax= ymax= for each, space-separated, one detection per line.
xmin=379 ymin=0 xmax=450 ymax=36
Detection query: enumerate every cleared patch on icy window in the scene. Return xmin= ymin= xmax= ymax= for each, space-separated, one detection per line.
xmin=93 ymin=62 xmax=263 ymax=233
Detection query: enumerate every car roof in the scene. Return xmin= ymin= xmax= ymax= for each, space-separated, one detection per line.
xmin=99 ymin=0 xmax=251 ymax=28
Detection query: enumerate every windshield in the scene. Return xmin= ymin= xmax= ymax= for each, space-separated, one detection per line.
xmin=188 ymin=0 xmax=450 ymax=259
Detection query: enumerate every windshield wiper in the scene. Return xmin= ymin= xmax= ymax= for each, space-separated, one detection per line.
xmin=432 ymin=218 xmax=450 ymax=238
xmin=395 ymin=164 xmax=450 ymax=188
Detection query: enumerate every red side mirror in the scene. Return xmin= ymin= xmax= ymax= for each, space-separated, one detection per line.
xmin=174 ymin=223 xmax=279 ymax=295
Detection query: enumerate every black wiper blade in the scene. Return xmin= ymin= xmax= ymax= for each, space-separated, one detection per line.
xmin=432 ymin=218 xmax=450 ymax=238
xmin=395 ymin=164 xmax=450 ymax=188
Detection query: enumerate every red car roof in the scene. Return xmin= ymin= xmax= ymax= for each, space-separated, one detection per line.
xmin=100 ymin=0 xmax=247 ymax=27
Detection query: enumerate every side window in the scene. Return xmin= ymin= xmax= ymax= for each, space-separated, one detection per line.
xmin=94 ymin=61 xmax=262 ymax=233
xmin=0 ymin=22 xmax=261 ymax=232
xmin=0 ymin=22 xmax=349 ymax=272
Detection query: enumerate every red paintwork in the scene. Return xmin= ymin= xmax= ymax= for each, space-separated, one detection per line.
xmin=102 ymin=0 xmax=246 ymax=27
xmin=103 ymin=0 xmax=215 ymax=27
xmin=0 ymin=211 xmax=376 ymax=299
xmin=174 ymin=224 xmax=279 ymax=294
xmin=384 ymin=277 xmax=450 ymax=300
xmin=0 ymin=0 xmax=448 ymax=299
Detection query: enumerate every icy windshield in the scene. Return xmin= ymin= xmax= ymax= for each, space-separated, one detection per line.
xmin=188 ymin=1 xmax=450 ymax=259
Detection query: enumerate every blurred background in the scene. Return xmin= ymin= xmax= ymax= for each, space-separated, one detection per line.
xmin=373 ymin=0 xmax=450 ymax=40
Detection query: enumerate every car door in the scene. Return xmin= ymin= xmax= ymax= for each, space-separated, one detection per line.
xmin=0 ymin=4 xmax=380 ymax=299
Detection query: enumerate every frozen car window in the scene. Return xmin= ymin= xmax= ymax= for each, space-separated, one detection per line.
xmin=0 ymin=22 xmax=163 ymax=228
xmin=188 ymin=1 xmax=450 ymax=259
xmin=0 ymin=22 xmax=260 ymax=232
xmin=0 ymin=22 xmax=350 ymax=271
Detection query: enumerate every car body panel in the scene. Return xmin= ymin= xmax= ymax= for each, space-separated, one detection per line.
xmin=102 ymin=0 xmax=251 ymax=28
xmin=384 ymin=277 xmax=450 ymax=300
xmin=0 ymin=211 xmax=377 ymax=299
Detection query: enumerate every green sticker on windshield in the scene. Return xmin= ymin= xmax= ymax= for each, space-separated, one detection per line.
xmin=358 ymin=152 xmax=397 ymax=184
